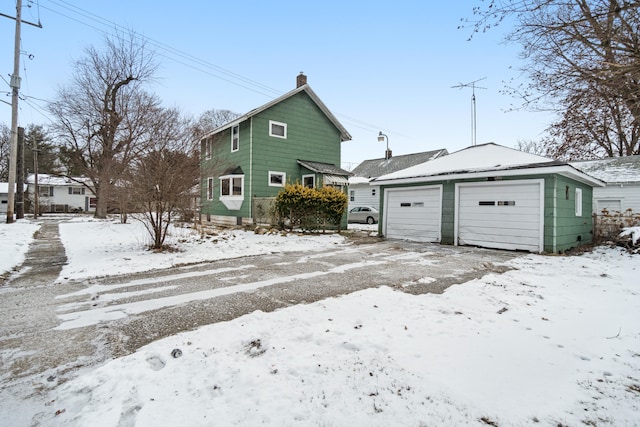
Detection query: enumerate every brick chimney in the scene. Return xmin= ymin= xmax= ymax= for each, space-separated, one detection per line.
xmin=296 ymin=72 xmax=307 ymax=88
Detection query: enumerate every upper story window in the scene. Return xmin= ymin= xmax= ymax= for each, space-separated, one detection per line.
xmin=269 ymin=171 xmax=286 ymax=187
xmin=69 ymin=187 xmax=85 ymax=195
xmin=269 ymin=120 xmax=287 ymax=139
xmin=204 ymin=138 xmax=212 ymax=160
xmin=40 ymin=186 xmax=53 ymax=197
xmin=231 ymin=125 xmax=239 ymax=152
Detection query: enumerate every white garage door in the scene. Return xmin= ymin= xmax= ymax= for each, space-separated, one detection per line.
xmin=456 ymin=180 xmax=544 ymax=252
xmin=384 ymin=185 xmax=442 ymax=242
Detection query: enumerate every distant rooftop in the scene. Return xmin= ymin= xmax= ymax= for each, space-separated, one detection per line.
xmin=570 ymin=155 xmax=640 ymax=184
xmin=350 ymin=149 xmax=448 ymax=179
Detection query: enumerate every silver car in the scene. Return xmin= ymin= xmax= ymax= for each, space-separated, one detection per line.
xmin=348 ymin=206 xmax=379 ymax=224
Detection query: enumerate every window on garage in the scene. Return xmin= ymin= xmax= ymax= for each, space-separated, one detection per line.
xmin=575 ymin=188 xmax=583 ymax=216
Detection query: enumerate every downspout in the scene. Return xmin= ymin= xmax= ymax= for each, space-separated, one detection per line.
xmin=249 ymin=117 xmax=253 ymax=221
xmin=552 ymin=176 xmax=557 ymax=253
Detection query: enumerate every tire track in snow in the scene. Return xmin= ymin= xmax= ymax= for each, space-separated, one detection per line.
xmin=55 ymin=260 xmax=387 ymax=330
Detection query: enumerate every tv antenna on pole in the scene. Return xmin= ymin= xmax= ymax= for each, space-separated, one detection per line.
xmin=451 ymin=77 xmax=487 ymax=146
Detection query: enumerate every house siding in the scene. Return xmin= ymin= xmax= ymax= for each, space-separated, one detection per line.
xmin=348 ymin=183 xmax=379 ymax=210
xmin=379 ymin=173 xmax=594 ymax=253
xmin=592 ymin=184 xmax=640 ymax=214
xmin=251 ymin=92 xmax=342 ymax=198
xmin=201 ymin=121 xmax=252 ymax=219
xmin=200 ymin=90 xmax=346 ymax=226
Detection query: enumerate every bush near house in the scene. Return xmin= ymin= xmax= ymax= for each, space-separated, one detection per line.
xmin=275 ymin=184 xmax=347 ymax=232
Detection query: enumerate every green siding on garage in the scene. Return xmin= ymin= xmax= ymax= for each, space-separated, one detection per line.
xmin=379 ymin=174 xmax=594 ymax=253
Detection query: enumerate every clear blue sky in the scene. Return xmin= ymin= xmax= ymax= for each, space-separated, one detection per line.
xmin=1 ymin=0 xmax=554 ymax=170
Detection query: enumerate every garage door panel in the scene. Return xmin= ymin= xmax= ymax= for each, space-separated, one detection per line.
xmin=385 ymin=186 xmax=441 ymax=242
xmin=459 ymin=225 xmax=541 ymax=238
xmin=457 ymin=181 xmax=543 ymax=252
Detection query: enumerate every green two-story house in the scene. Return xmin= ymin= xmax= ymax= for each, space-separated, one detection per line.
xmin=200 ymin=73 xmax=352 ymax=226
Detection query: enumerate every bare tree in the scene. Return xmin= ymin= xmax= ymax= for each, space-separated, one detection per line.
xmin=128 ymin=107 xmax=198 ymax=250
xmin=546 ymin=84 xmax=640 ymax=159
xmin=465 ymin=0 xmax=640 ymax=157
xmin=191 ymin=109 xmax=240 ymax=140
xmin=515 ymin=138 xmax=548 ymax=156
xmin=48 ymin=31 xmax=159 ymax=218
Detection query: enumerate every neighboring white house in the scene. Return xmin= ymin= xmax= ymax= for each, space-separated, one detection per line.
xmin=570 ymin=155 xmax=640 ymax=214
xmin=348 ymin=149 xmax=448 ymax=211
xmin=25 ymin=174 xmax=96 ymax=213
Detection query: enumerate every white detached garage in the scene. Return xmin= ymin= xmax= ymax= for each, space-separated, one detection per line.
xmin=455 ymin=180 xmax=544 ymax=252
xmin=384 ymin=185 xmax=442 ymax=242
xmin=373 ymin=143 xmax=604 ymax=253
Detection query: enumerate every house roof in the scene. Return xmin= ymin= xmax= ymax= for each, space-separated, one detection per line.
xmin=25 ymin=174 xmax=92 ymax=186
xmin=201 ymin=84 xmax=352 ymax=142
xmin=373 ymin=143 xmax=604 ymax=187
xmin=570 ymin=155 xmax=640 ymax=184
xmin=297 ymin=160 xmax=352 ymax=177
xmin=0 ymin=183 xmax=27 ymax=194
xmin=349 ymin=149 xmax=448 ymax=180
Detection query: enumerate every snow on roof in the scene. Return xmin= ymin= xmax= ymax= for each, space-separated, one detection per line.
xmin=25 ymin=174 xmax=92 ymax=186
xmin=0 ymin=183 xmax=27 ymax=193
xmin=348 ymin=176 xmax=371 ymax=185
xmin=570 ymin=156 xmax=640 ymax=184
xmin=376 ymin=143 xmax=554 ymax=181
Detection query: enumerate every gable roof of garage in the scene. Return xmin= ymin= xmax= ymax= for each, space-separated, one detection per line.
xmin=373 ymin=143 xmax=604 ymax=187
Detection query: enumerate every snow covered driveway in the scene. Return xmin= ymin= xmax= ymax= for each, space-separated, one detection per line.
xmin=1 ymin=218 xmax=519 ymax=425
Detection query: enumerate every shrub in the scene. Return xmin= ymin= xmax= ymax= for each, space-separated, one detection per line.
xmin=275 ymin=184 xmax=347 ymax=232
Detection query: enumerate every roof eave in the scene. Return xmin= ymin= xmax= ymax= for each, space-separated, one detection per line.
xmin=199 ymin=85 xmax=352 ymax=142
xmin=374 ymin=165 xmax=606 ymax=187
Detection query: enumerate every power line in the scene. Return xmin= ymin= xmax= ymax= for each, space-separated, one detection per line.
xmin=43 ymin=0 xmax=283 ymax=98
xmin=14 ymin=1 xmax=393 ymax=142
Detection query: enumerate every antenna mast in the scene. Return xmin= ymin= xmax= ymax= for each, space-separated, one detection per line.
xmin=451 ymin=77 xmax=487 ymax=146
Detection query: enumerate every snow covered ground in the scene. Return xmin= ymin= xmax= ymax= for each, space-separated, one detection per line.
xmin=0 ymin=219 xmax=40 ymax=280
xmin=1 ymin=217 xmax=639 ymax=426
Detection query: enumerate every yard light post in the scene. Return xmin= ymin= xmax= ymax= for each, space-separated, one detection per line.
xmin=378 ymin=131 xmax=391 ymax=160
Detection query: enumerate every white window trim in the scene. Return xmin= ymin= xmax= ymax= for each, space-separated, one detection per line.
xmin=269 ymin=120 xmax=287 ymax=139
xmin=231 ymin=125 xmax=239 ymax=152
xmin=219 ymin=174 xmax=244 ymax=210
xmin=219 ymin=175 xmax=244 ymax=197
xmin=302 ymin=174 xmax=315 ymax=189
xmin=575 ymin=188 xmax=583 ymax=216
xmin=268 ymin=171 xmax=286 ymax=187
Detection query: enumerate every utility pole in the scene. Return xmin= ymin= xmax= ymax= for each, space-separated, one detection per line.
xmin=33 ymin=134 xmax=39 ymax=218
xmin=16 ymin=126 xmax=25 ymax=218
xmin=6 ymin=0 xmax=23 ymax=223
xmin=4 ymin=0 xmax=41 ymax=223
xmin=451 ymin=78 xmax=487 ymax=146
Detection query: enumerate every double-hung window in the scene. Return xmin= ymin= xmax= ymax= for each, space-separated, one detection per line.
xmin=231 ymin=125 xmax=239 ymax=152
